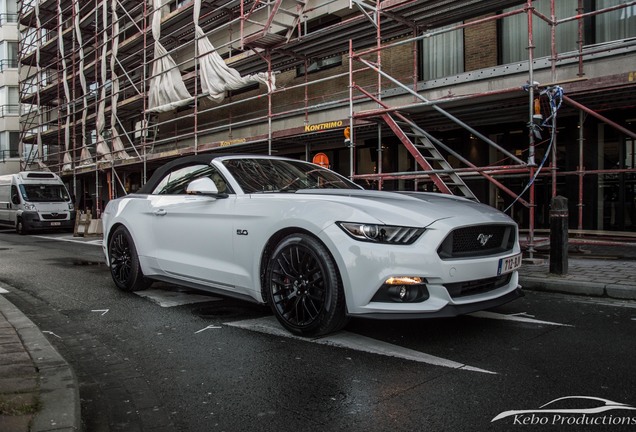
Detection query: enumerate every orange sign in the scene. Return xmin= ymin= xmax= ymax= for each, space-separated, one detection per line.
xmin=312 ymin=152 xmax=330 ymax=168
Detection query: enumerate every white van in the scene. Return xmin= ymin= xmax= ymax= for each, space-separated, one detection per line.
xmin=0 ymin=171 xmax=76 ymax=234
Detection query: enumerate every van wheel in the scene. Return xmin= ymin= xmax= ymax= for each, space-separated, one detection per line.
xmin=16 ymin=219 xmax=27 ymax=235
xmin=108 ymin=226 xmax=150 ymax=291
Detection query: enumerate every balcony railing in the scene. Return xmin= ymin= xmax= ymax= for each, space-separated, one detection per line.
xmin=0 ymin=105 xmax=20 ymax=117
xmin=0 ymin=59 xmax=18 ymax=71
xmin=0 ymin=13 xmax=17 ymax=26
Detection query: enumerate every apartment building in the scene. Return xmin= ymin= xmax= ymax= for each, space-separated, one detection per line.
xmin=17 ymin=0 xmax=636 ymax=239
xmin=0 ymin=0 xmax=19 ymax=175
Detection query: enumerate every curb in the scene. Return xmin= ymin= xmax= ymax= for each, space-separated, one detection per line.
xmin=0 ymin=295 xmax=81 ymax=432
xmin=519 ymin=276 xmax=636 ymax=300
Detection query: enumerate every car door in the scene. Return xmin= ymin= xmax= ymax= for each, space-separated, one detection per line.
xmin=147 ymin=164 xmax=240 ymax=293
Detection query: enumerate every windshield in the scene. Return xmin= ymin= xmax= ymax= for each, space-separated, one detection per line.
xmin=20 ymin=184 xmax=70 ymax=202
xmin=223 ymin=158 xmax=360 ymax=194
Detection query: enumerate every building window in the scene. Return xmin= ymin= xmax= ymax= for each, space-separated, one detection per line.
xmin=501 ymin=0 xmax=578 ymax=64
xmin=596 ymin=0 xmax=636 ymax=43
xmin=421 ymin=24 xmax=464 ymax=80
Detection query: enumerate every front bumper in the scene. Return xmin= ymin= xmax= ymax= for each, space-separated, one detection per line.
xmin=320 ymin=222 xmax=523 ymax=316
xmin=22 ymin=211 xmax=75 ymax=231
xmin=349 ymin=287 xmax=523 ymax=319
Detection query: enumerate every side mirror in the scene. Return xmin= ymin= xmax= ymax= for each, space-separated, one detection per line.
xmin=186 ymin=177 xmax=227 ymax=198
xmin=11 ymin=194 xmax=20 ymax=205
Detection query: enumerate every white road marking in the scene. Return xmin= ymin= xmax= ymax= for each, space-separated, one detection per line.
xmin=469 ymin=311 xmax=573 ymax=327
xmin=0 ymin=287 xmax=9 ymax=294
xmin=225 ymin=316 xmax=496 ymax=374
xmin=194 ymin=325 xmax=222 ymax=334
xmin=135 ymin=289 xmax=221 ymax=307
xmin=91 ymin=309 xmax=109 ymax=316
xmin=42 ymin=330 xmax=62 ymax=339
xmin=32 ymin=235 xmax=103 ymax=246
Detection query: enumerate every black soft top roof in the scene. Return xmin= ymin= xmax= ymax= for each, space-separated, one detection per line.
xmin=137 ymin=154 xmax=228 ymax=194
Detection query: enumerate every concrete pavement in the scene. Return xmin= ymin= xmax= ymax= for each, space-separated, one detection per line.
xmin=0 ymin=294 xmax=80 ymax=432
xmin=0 ymin=237 xmax=634 ymax=431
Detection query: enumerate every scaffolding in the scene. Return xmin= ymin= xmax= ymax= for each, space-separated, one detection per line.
xmin=17 ymin=0 xmax=636 ymax=243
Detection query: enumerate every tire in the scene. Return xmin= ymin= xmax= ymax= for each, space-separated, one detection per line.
xmin=108 ymin=225 xmax=150 ymax=292
xmin=16 ymin=218 xmax=27 ymax=235
xmin=265 ymin=233 xmax=348 ymax=337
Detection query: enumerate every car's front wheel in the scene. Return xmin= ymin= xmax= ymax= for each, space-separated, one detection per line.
xmin=265 ymin=234 xmax=348 ymax=337
xmin=108 ymin=225 xmax=150 ymax=292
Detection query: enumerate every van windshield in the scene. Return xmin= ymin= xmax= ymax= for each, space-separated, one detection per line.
xmin=20 ymin=184 xmax=70 ymax=202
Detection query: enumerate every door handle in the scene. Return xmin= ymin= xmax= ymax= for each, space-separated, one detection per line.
xmin=153 ymin=209 xmax=167 ymax=216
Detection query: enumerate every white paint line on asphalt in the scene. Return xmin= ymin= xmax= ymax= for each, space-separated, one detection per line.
xmin=225 ymin=316 xmax=496 ymax=374
xmin=42 ymin=330 xmax=62 ymax=339
xmin=469 ymin=311 xmax=573 ymax=327
xmin=135 ymin=289 xmax=222 ymax=307
xmin=194 ymin=325 xmax=222 ymax=334
xmin=32 ymin=234 xmax=103 ymax=246
xmin=91 ymin=309 xmax=109 ymax=316
xmin=0 ymin=287 xmax=9 ymax=294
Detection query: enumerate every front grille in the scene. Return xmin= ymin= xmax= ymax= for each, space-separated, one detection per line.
xmin=445 ymin=273 xmax=512 ymax=298
xmin=41 ymin=213 xmax=67 ymax=220
xmin=437 ymin=224 xmax=515 ymax=259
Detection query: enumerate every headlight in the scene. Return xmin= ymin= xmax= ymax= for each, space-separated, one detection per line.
xmin=23 ymin=203 xmax=37 ymax=211
xmin=337 ymin=222 xmax=424 ymax=245
xmin=68 ymin=202 xmax=74 ymax=211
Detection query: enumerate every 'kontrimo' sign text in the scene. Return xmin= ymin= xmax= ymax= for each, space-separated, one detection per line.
xmin=304 ymin=120 xmax=343 ymax=132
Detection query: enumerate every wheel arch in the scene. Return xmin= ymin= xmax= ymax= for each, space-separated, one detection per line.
xmin=104 ymin=222 xmax=126 ymax=260
xmin=259 ymin=227 xmax=343 ymax=305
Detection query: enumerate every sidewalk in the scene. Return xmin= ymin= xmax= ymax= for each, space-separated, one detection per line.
xmin=0 ymin=240 xmax=634 ymax=432
xmin=519 ymin=240 xmax=636 ymax=300
xmin=0 ymin=294 xmax=80 ymax=432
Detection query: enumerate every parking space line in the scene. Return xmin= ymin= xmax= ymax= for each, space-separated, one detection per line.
xmin=32 ymin=235 xmax=103 ymax=246
xmin=469 ymin=311 xmax=573 ymax=327
xmin=225 ymin=316 xmax=497 ymax=374
xmin=0 ymin=287 xmax=9 ymax=294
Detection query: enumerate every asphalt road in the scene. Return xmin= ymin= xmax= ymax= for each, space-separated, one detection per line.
xmin=1 ymin=230 xmax=635 ymax=431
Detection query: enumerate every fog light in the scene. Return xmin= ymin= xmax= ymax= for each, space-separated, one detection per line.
xmin=371 ymin=277 xmax=429 ymax=303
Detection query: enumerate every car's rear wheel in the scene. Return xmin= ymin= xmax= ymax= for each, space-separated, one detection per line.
xmin=265 ymin=233 xmax=348 ymax=336
xmin=108 ymin=225 xmax=150 ymax=292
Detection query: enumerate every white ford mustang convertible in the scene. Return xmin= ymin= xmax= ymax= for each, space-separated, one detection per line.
xmin=102 ymin=154 xmax=522 ymax=336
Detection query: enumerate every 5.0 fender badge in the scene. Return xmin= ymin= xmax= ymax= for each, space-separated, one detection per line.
xmin=237 ymin=229 xmax=248 ymax=236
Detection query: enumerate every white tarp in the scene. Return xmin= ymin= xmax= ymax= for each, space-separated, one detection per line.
xmin=195 ymin=26 xmax=275 ymax=103
xmin=193 ymin=0 xmax=275 ymax=103
xmin=147 ymin=0 xmax=194 ymax=113
xmin=74 ymin=2 xmax=93 ymax=165
xmin=95 ymin=0 xmax=112 ymax=161
xmin=57 ymin=2 xmax=73 ymax=171
xmin=110 ymin=0 xmax=131 ymax=159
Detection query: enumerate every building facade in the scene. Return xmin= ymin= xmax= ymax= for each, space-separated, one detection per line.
xmin=0 ymin=0 xmax=19 ymax=175
xmin=17 ymin=0 xmax=636 ymax=240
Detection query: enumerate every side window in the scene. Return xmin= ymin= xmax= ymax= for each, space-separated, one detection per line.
xmin=151 ymin=164 xmax=231 ymax=195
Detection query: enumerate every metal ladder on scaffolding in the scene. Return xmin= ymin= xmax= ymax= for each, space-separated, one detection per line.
xmin=242 ymin=0 xmax=307 ymax=49
xmin=381 ymin=113 xmax=477 ymax=200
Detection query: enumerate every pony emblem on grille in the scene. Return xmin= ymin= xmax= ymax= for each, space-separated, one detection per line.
xmin=477 ymin=233 xmax=493 ymax=247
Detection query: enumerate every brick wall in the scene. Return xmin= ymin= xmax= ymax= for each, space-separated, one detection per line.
xmin=464 ymin=14 xmax=498 ymax=71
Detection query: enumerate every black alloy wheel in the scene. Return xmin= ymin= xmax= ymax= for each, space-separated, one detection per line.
xmin=108 ymin=225 xmax=149 ymax=291
xmin=266 ymin=233 xmax=348 ymax=337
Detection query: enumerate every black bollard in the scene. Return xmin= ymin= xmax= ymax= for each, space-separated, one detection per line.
xmin=549 ymin=196 xmax=568 ymax=275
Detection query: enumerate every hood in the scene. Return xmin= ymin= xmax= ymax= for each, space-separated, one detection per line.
xmin=297 ymin=189 xmax=513 ymax=227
